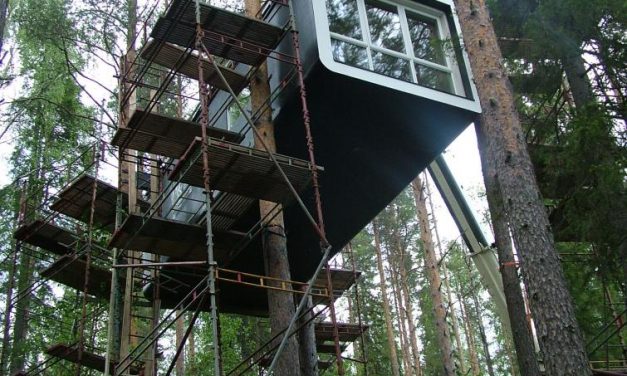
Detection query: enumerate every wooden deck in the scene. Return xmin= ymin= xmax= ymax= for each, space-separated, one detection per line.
xmin=314 ymin=322 xmax=369 ymax=343
xmin=14 ymin=220 xmax=75 ymax=256
xmin=46 ymin=344 xmax=141 ymax=374
xmin=170 ymin=137 xmax=320 ymax=204
xmin=112 ymin=108 xmax=243 ymax=159
xmin=312 ymin=268 xmax=362 ymax=304
xmin=108 ymin=213 xmax=240 ymax=262
xmin=150 ymin=0 xmax=284 ymax=66
xmin=141 ymin=40 xmax=248 ymax=94
xmin=40 ymin=255 xmax=113 ymax=299
xmin=50 ymin=175 xmax=149 ymax=232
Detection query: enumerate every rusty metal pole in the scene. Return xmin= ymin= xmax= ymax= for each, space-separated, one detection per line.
xmin=195 ymin=12 xmax=222 ymax=375
xmin=286 ymin=1 xmax=344 ymax=373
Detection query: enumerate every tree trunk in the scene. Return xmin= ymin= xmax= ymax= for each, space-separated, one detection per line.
xmin=425 ymin=177 xmax=467 ymax=374
xmin=0 ymin=0 xmax=8 ymax=57
xmin=453 ymin=0 xmax=591 ymax=373
xmin=9 ymin=252 xmax=34 ymax=374
xmin=563 ymin=54 xmax=594 ymax=107
xmin=459 ymin=291 xmax=482 ymax=376
xmin=372 ymin=219 xmax=401 ymax=376
xmin=470 ymin=287 xmax=496 ymax=376
xmin=389 ymin=261 xmax=414 ymax=376
xmin=244 ymin=2 xmax=301 ymax=374
xmin=0 ymin=240 xmax=18 ymax=375
xmin=298 ymin=295 xmax=319 ymax=376
xmin=175 ymin=313 xmax=185 ymax=376
xmin=411 ymin=175 xmax=456 ymax=375
xmin=477 ymin=127 xmax=541 ymax=376
xmin=391 ymin=207 xmax=423 ymax=376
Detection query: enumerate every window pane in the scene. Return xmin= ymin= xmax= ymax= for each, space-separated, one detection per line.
xmin=416 ymin=64 xmax=454 ymax=93
xmin=407 ymin=11 xmax=445 ymax=65
xmin=326 ymin=0 xmax=362 ymax=40
xmin=331 ymin=38 xmax=369 ymax=69
xmin=373 ymin=51 xmax=411 ymax=81
xmin=365 ymin=0 xmax=405 ymax=53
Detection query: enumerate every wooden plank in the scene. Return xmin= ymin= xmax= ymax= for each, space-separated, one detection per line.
xmin=46 ymin=344 xmax=141 ymax=374
xmin=14 ymin=220 xmax=75 ymax=256
xmin=141 ymin=40 xmax=248 ymax=94
xmin=50 ymin=175 xmax=149 ymax=232
xmin=108 ymin=214 xmax=238 ymax=262
xmin=150 ymin=0 xmax=284 ymax=66
xmin=111 ymin=108 xmax=243 ymax=159
xmin=170 ymin=137 xmax=321 ymax=204
xmin=212 ymin=192 xmax=255 ymax=231
xmin=313 ymin=269 xmax=361 ymax=292
xmin=314 ymin=322 xmax=368 ymax=343
xmin=316 ymin=343 xmax=347 ymax=354
xmin=40 ymin=255 xmax=112 ymax=299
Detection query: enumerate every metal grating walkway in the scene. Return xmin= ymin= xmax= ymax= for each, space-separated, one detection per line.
xmin=151 ymin=0 xmax=284 ymax=66
xmin=170 ymin=137 xmax=321 ymax=204
xmin=141 ymin=40 xmax=248 ymax=94
xmin=14 ymin=220 xmax=75 ymax=256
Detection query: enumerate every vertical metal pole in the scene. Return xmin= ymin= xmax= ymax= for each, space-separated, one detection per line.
xmin=195 ymin=14 xmax=222 ymax=376
xmin=75 ymin=142 xmax=101 ymax=376
xmin=287 ymin=1 xmax=344 ymax=373
xmin=348 ymin=242 xmax=368 ymax=375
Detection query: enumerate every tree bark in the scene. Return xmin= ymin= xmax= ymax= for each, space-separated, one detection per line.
xmin=298 ymin=295 xmax=319 ymax=376
xmin=477 ymin=127 xmax=541 ymax=376
xmin=0 ymin=239 xmax=18 ymax=375
xmin=0 ymin=0 xmax=8 ymax=58
xmin=411 ymin=175 xmax=456 ymax=375
xmin=459 ymin=290 xmax=482 ymax=376
xmin=245 ymin=2 xmax=301 ymax=374
xmin=391 ymin=207 xmax=423 ymax=376
xmin=372 ymin=219 xmax=401 ymax=376
xmin=470 ymin=286 xmax=496 ymax=376
xmin=453 ymin=0 xmax=591 ymax=373
xmin=9 ymin=252 xmax=34 ymax=374
xmin=389 ymin=261 xmax=414 ymax=376
xmin=175 ymin=313 xmax=185 ymax=376
xmin=424 ymin=177 xmax=467 ymax=374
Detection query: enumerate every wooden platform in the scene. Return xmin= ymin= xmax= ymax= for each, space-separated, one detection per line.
xmin=108 ymin=214 xmax=240 ymax=262
xmin=40 ymin=255 xmax=113 ymax=299
xmin=46 ymin=344 xmax=141 ymax=374
xmin=311 ymin=268 xmax=362 ymax=304
xmin=141 ymin=40 xmax=248 ymax=94
xmin=112 ymin=108 xmax=243 ymax=159
xmin=14 ymin=220 xmax=75 ymax=256
xmin=212 ymin=192 xmax=255 ymax=232
xmin=316 ymin=343 xmax=347 ymax=354
xmin=170 ymin=137 xmax=321 ymax=204
xmin=150 ymin=0 xmax=284 ymax=66
xmin=315 ymin=322 xmax=368 ymax=343
xmin=50 ymin=175 xmax=149 ymax=232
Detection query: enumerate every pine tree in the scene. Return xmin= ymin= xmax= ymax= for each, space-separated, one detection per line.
xmin=453 ymin=0 xmax=592 ymax=373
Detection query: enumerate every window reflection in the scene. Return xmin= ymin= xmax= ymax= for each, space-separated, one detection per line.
xmin=332 ymin=39 xmax=369 ymax=69
xmin=407 ymin=11 xmax=445 ymax=65
xmin=326 ymin=0 xmax=362 ymax=40
xmin=325 ymin=0 xmax=460 ymax=95
xmin=416 ymin=65 xmax=453 ymax=93
xmin=365 ymin=0 xmax=405 ymax=53
xmin=372 ymin=52 xmax=411 ymax=81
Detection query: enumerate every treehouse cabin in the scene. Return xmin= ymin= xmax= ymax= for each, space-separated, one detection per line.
xmin=120 ymin=0 xmax=481 ymax=313
xmin=269 ymin=0 xmax=481 ymax=278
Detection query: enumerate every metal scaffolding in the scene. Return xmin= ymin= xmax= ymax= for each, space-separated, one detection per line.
xmin=6 ymin=0 xmax=369 ymax=375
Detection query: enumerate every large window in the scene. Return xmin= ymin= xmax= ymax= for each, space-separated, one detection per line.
xmin=326 ymin=0 xmax=464 ymax=96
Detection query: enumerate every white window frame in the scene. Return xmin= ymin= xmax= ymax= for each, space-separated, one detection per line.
xmin=313 ymin=0 xmax=481 ymax=113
